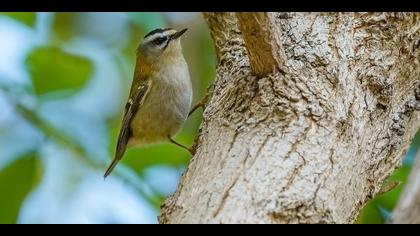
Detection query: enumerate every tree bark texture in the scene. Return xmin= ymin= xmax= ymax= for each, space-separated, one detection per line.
xmin=160 ymin=12 xmax=420 ymax=224
xmin=390 ymin=150 xmax=420 ymax=224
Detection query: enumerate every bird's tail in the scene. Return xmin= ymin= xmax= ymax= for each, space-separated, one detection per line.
xmin=104 ymin=144 xmax=127 ymax=178
xmin=104 ymin=158 xmax=119 ymax=179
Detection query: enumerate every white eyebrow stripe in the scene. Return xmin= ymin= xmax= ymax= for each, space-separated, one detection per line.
xmin=143 ymin=30 xmax=177 ymax=44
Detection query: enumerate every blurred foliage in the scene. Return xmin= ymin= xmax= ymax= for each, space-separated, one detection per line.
xmin=0 ymin=12 xmax=418 ymax=224
xmin=108 ymin=118 xmax=191 ymax=174
xmin=126 ymin=12 xmax=167 ymax=32
xmin=52 ymin=13 xmax=78 ymax=43
xmin=26 ymin=47 xmax=93 ymax=96
xmin=0 ymin=12 xmax=215 ymax=223
xmin=357 ymin=131 xmax=420 ymax=224
xmin=0 ymin=12 xmax=36 ymax=27
xmin=356 ymin=165 xmax=412 ymax=224
xmin=0 ymin=153 xmax=40 ymax=223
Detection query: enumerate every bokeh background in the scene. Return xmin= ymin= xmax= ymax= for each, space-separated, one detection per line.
xmin=0 ymin=12 xmax=418 ymax=224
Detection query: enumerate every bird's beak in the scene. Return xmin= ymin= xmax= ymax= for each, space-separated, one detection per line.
xmin=171 ymin=28 xmax=188 ymax=40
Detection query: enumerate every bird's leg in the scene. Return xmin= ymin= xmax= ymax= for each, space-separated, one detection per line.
xmin=178 ymin=85 xmax=214 ymax=156
xmin=168 ymin=136 xmax=195 ymax=155
xmin=188 ymin=84 xmax=214 ymax=117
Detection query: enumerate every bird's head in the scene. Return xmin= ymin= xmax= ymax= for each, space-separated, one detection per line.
xmin=138 ymin=28 xmax=188 ymax=62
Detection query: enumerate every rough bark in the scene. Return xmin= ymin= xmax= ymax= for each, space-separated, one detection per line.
xmin=390 ymin=150 xmax=420 ymax=224
xmin=160 ymin=12 xmax=420 ymax=224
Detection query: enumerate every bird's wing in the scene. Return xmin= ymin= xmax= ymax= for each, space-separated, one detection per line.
xmin=104 ymin=77 xmax=152 ymax=178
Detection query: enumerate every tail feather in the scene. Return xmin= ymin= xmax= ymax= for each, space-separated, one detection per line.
xmin=104 ymin=143 xmax=127 ymax=178
xmin=104 ymin=159 xmax=119 ymax=178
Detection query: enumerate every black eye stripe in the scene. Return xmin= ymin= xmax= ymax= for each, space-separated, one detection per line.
xmin=162 ymin=39 xmax=171 ymax=51
xmin=153 ymin=36 xmax=168 ymax=45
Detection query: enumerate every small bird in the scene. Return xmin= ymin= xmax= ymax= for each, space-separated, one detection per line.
xmin=104 ymin=28 xmax=192 ymax=178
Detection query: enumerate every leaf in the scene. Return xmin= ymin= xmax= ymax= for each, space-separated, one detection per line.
xmin=375 ymin=165 xmax=412 ymax=211
xmin=52 ymin=13 xmax=78 ymax=43
xmin=0 ymin=12 xmax=36 ymax=27
xmin=25 ymin=47 xmax=93 ymax=96
xmin=356 ymin=199 xmax=385 ymax=224
xmin=0 ymin=154 xmax=40 ymax=224
xmin=123 ymin=144 xmax=191 ymax=173
xmin=126 ymin=13 xmax=167 ymax=32
xmin=358 ymin=164 xmax=412 ymax=224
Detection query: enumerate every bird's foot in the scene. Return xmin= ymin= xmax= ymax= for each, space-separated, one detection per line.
xmin=188 ymin=84 xmax=214 ymax=118
xmin=168 ymin=136 xmax=196 ymax=155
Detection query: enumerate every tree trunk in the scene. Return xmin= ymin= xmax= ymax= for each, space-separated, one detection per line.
xmin=160 ymin=12 xmax=420 ymax=224
xmin=389 ymin=150 xmax=420 ymax=224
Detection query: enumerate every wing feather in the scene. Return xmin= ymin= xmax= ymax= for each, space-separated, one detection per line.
xmin=104 ymin=78 xmax=152 ymax=178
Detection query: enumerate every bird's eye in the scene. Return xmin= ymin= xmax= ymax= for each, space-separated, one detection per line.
xmin=153 ymin=36 xmax=167 ymax=45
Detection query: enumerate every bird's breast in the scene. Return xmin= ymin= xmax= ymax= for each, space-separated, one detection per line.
xmin=130 ymin=60 xmax=192 ymax=145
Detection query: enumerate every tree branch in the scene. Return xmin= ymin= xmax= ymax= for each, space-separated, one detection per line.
xmin=160 ymin=12 xmax=420 ymax=224
xmin=236 ymin=12 xmax=286 ymax=76
xmin=202 ymin=12 xmax=242 ymax=62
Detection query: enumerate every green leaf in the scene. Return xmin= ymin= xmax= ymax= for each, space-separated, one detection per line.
xmin=0 ymin=12 xmax=36 ymax=27
xmin=356 ymin=199 xmax=385 ymax=224
xmin=26 ymin=47 xmax=93 ymax=96
xmin=0 ymin=154 xmax=40 ymax=224
xmin=123 ymin=143 xmax=191 ymax=173
xmin=375 ymin=165 xmax=412 ymax=210
xmin=358 ymin=164 xmax=413 ymax=224
xmin=126 ymin=13 xmax=167 ymax=32
xmin=52 ymin=13 xmax=78 ymax=43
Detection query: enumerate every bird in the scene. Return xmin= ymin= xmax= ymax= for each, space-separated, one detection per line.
xmin=104 ymin=28 xmax=192 ymax=178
